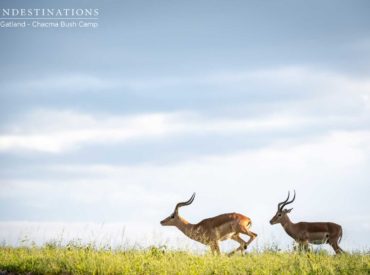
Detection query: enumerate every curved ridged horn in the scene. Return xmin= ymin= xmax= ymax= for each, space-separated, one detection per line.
xmin=175 ymin=193 xmax=196 ymax=213
xmin=278 ymin=191 xmax=291 ymax=211
xmin=279 ymin=190 xmax=296 ymax=211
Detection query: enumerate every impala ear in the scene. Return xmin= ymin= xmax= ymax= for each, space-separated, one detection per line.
xmin=285 ymin=208 xmax=293 ymax=213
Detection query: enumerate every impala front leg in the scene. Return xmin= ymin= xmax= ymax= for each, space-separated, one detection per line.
xmin=210 ymin=241 xmax=220 ymax=255
xmin=297 ymin=240 xmax=309 ymax=252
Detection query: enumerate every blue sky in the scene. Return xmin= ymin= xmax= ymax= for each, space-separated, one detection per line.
xmin=0 ymin=0 xmax=370 ymax=250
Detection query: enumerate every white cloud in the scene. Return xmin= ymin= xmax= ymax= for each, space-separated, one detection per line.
xmin=2 ymin=129 xmax=369 ymax=213
xmin=1 ymin=65 xmax=370 ymax=250
xmin=5 ymin=66 xmax=370 ymax=97
xmin=0 ymin=110 xmax=175 ymax=153
xmin=0 ymin=101 xmax=369 ymax=153
xmin=0 ymin=108 xmax=317 ymax=153
xmin=7 ymin=74 xmax=122 ymax=94
xmin=127 ymin=66 xmax=370 ymax=105
xmin=1 ymin=130 xmax=369 ymax=249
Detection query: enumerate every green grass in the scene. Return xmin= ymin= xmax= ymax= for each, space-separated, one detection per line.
xmin=0 ymin=245 xmax=369 ymax=274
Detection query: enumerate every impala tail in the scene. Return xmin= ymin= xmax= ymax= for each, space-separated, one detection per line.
xmin=338 ymin=226 xmax=343 ymax=244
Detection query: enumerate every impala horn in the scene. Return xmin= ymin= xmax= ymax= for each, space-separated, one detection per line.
xmin=174 ymin=193 xmax=196 ymax=213
xmin=278 ymin=190 xmax=296 ymax=211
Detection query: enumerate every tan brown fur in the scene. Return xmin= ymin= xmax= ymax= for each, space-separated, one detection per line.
xmin=270 ymin=191 xmax=344 ymax=254
xmin=161 ymin=194 xmax=257 ymax=255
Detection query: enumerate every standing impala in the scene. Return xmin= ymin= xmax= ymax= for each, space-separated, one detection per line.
xmin=160 ymin=193 xmax=257 ymax=255
xmin=270 ymin=191 xmax=344 ymax=254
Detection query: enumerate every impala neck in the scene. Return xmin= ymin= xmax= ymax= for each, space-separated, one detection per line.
xmin=175 ymin=216 xmax=198 ymax=240
xmin=280 ymin=215 xmax=296 ymax=238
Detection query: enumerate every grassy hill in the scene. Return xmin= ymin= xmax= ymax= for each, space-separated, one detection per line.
xmin=0 ymin=245 xmax=369 ymax=274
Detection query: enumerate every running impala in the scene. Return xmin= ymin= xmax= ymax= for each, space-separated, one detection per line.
xmin=270 ymin=191 xmax=344 ymax=254
xmin=160 ymin=193 xmax=257 ymax=255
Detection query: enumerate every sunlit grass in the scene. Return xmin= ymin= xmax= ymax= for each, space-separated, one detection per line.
xmin=0 ymin=243 xmax=369 ymax=274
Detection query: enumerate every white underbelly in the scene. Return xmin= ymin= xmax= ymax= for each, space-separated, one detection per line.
xmin=214 ymin=221 xmax=237 ymax=241
xmin=220 ymin=232 xmax=235 ymax=241
xmin=308 ymin=232 xmax=329 ymax=244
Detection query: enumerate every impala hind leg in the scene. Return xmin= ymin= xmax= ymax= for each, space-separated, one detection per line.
xmin=329 ymin=239 xmax=344 ymax=255
xmin=228 ymin=234 xmax=248 ymax=256
xmin=240 ymin=228 xmax=257 ymax=250
xmin=329 ymin=228 xmax=345 ymax=255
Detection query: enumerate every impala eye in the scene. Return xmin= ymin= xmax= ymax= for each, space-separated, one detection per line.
xmin=278 ymin=213 xmax=282 ymax=217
